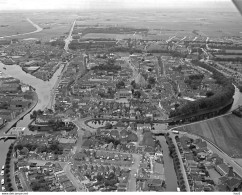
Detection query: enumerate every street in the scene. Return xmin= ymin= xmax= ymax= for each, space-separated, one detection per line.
xmin=127 ymin=154 xmax=141 ymax=191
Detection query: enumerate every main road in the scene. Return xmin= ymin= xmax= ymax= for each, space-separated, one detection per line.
xmin=64 ymin=20 xmax=76 ymax=51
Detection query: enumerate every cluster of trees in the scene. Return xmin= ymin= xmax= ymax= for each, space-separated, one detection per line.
xmin=80 ymin=27 xmax=148 ymax=36
xmin=169 ymin=60 xmax=235 ymax=118
xmin=91 ymin=64 xmax=121 ymax=72
xmin=132 ymin=90 xmax=141 ymax=99
xmin=116 ymin=81 xmax=125 ymax=89
xmin=148 ymin=77 xmax=156 ymax=85
xmin=184 ymin=74 xmax=204 ymax=90
xmin=96 ymin=172 xmax=118 ymax=187
xmin=30 ymin=109 xmax=44 ymax=119
xmin=166 ymin=135 xmax=186 ymax=192
xmin=4 ymin=143 xmax=15 ymax=192
xmin=214 ymin=57 xmax=242 ymax=62
xmin=45 ymin=40 xmax=65 ymax=49
xmin=15 ymin=141 xmax=63 ymax=155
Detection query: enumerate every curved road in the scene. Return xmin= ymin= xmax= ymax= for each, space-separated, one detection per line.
xmin=0 ymin=18 xmax=43 ymax=39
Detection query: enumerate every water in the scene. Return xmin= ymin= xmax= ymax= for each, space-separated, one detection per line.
xmin=156 ymin=136 xmax=178 ymax=191
xmin=0 ymin=62 xmax=64 ymax=131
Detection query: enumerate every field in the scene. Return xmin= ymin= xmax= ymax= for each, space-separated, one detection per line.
xmin=1 ymin=8 xmax=242 ymax=41
xmin=82 ymin=33 xmax=142 ymax=40
xmin=0 ymin=13 xmax=35 ymax=37
xmin=0 ymin=11 xmax=77 ymax=41
xmin=177 ymin=114 xmax=242 ymax=158
xmin=75 ymin=9 xmax=242 ymax=39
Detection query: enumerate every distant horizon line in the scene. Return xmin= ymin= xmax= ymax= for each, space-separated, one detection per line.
xmin=0 ymin=6 xmax=237 ymax=12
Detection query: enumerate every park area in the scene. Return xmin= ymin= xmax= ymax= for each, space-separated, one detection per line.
xmin=177 ymin=114 xmax=242 ymax=158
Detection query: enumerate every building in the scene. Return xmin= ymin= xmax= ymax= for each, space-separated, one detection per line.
xmin=115 ymin=89 xmax=132 ymax=99
xmin=9 ymin=127 xmax=25 ymax=136
xmin=215 ymin=163 xmax=230 ymax=176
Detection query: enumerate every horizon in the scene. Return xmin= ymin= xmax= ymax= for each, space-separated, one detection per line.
xmin=0 ymin=0 xmax=237 ymax=11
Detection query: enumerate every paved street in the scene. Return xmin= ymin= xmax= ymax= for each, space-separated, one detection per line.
xmin=63 ymin=164 xmax=82 ymax=191
xmin=128 ymin=153 xmax=141 ymax=191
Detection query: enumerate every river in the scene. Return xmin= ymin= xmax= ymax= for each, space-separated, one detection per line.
xmin=0 ymin=62 xmax=64 ymax=178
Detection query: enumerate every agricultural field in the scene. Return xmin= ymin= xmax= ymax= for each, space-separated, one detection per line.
xmin=1 ymin=11 xmax=77 ymax=41
xmin=177 ymin=114 xmax=242 ymax=158
xmin=75 ymin=8 xmax=242 ymax=39
xmin=0 ymin=13 xmax=35 ymax=37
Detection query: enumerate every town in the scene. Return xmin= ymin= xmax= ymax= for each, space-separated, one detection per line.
xmin=0 ymin=3 xmax=242 ymax=192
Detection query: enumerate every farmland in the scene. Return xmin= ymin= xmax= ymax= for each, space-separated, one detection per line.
xmin=0 ymin=11 xmax=77 ymax=41
xmin=0 ymin=13 xmax=35 ymax=37
xmin=177 ymin=114 xmax=242 ymax=158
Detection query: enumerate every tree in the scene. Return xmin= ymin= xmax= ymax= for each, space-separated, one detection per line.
xmin=116 ymin=81 xmax=125 ymax=89
xmin=97 ymin=174 xmax=104 ymax=182
xmin=105 ymin=122 xmax=113 ymax=129
xmin=148 ymin=77 xmax=156 ymax=85
xmin=131 ymin=80 xmax=136 ymax=89
xmin=133 ymin=91 xmax=141 ymax=98
xmin=206 ymin=91 xmax=214 ymax=97
xmin=9 ymin=187 xmax=14 ymax=192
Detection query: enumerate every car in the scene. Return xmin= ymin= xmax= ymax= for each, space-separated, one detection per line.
xmin=1 ymin=166 xmax=4 ymax=170
xmin=2 ymin=186 xmax=5 ymax=191
xmin=0 ymin=171 xmax=4 ymax=176
xmin=1 ymin=179 xmax=4 ymax=185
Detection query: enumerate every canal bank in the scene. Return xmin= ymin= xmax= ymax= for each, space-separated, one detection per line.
xmin=156 ymin=136 xmax=178 ymax=191
xmin=0 ymin=62 xmax=64 ymax=131
xmin=0 ymin=62 xmax=64 ymax=177
xmin=3 ymin=91 xmax=38 ymax=134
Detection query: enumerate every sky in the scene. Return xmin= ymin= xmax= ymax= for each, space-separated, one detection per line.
xmin=0 ymin=0 xmax=236 ymax=10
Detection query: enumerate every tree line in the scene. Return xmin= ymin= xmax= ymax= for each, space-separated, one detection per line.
xmin=169 ymin=60 xmax=235 ymax=118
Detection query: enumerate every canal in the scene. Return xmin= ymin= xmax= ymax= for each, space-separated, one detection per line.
xmin=0 ymin=60 xmax=242 ymax=191
xmin=156 ymin=136 xmax=178 ymax=191
xmin=0 ymin=62 xmax=64 ymax=174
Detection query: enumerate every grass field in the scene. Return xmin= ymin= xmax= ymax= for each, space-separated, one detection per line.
xmin=0 ymin=13 xmax=35 ymax=36
xmin=177 ymin=114 xmax=242 ymax=158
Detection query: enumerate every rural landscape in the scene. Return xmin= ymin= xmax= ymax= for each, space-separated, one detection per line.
xmin=0 ymin=0 xmax=242 ymax=192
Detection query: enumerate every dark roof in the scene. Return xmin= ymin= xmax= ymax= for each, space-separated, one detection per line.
xmin=226 ymin=178 xmax=241 ymax=189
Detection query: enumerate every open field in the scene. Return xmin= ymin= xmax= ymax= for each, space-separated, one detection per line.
xmin=0 ymin=13 xmax=35 ymax=36
xmin=177 ymin=114 xmax=242 ymax=158
xmin=75 ymin=9 xmax=242 ymax=38
xmin=1 ymin=11 xmax=77 ymax=41
xmin=1 ymin=8 xmax=242 ymax=41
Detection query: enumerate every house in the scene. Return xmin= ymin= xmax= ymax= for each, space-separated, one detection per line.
xmin=215 ymin=163 xmax=230 ymax=176
xmin=115 ymin=89 xmax=132 ymax=99
xmin=218 ymin=167 xmax=242 ymax=191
